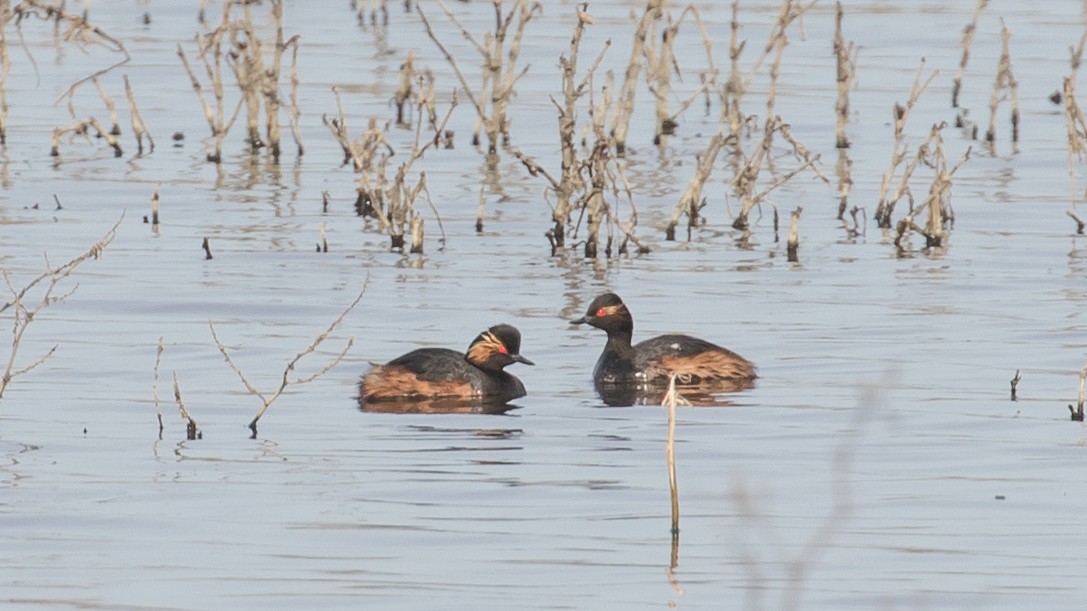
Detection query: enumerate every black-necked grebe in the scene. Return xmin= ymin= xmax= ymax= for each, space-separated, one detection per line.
xmin=571 ymin=293 xmax=756 ymax=390
xmin=359 ymin=324 xmax=533 ymax=406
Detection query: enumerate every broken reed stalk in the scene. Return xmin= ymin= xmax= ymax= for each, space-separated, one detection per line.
xmin=985 ymin=19 xmax=1019 ymax=147
xmin=231 ymin=2 xmax=266 ymax=152
xmin=171 ymin=371 xmax=200 ymax=440
xmin=952 ymin=0 xmax=988 ymax=109
xmin=264 ymin=0 xmax=302 ymax=161
xmin=730 ymin=116 xmax=826 ymax=232
xmin=418 ymin=0 xmax=540 ymax=154
xmin=210 ymin=284 xmax=366 ymax=437
xmin=1070 ymin=357 xmax=1087 ymax=421
xmin=1009 ymin=369 xmax=1020 ymax=401
xmin=874 ymin=61 xmax=939 ymax=229
xmin=833 ymin=1 xmax=857 ymax=149
xmin=317 ymin=221 xmax=328 ymax=253
xmin=92 ymin=77 xmax=121 ymax=136
xmin=123 ymin=75 xmax=154 ymax=155
xmin=150 ymin=183 xmax=161 ymax=228
xmin=152 ymin=337 xmax=165 ymax=436
xmin=0 ymin=214 xmax=122 ymax=401
xmin=666 ymin=134 xmax=723 ymax=240
xmin=394 ymin=50 xmax=415 ymax=127
xmin=786 ymin=206 xmax=802 ymax=262
xmin=49 ymin=118 xmax=123 ymax=158
xmin=611 ymin=0 xmax=664 ymax=156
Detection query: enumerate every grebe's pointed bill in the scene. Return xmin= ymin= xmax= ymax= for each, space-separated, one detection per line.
xmin=512 ymin=354 xmax=535 ymax=366
xmin=570 ymin=315 xmax=589 ymax=325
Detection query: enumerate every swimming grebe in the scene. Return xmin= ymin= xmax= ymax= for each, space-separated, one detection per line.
xmin=571 ymin=293 xmax=756 ymax=390
xmin=359 ymin=324 xmax=533 ymax=406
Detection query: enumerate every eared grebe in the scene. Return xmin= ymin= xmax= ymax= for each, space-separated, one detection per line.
xmin=358 ymin=324 xmax=533 ymax=408
xmin=571 ymin=293 xmax=756 ymax=397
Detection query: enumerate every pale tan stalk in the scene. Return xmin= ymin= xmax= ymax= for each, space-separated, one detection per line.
xmin=952 ymin=0 xmax=988 ymax=108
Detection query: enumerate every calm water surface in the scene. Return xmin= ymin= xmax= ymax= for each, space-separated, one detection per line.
xmin=1 ymin=1 xmax=1086 ymax=609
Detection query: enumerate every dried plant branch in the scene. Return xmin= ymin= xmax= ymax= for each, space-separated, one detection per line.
xmin=210 ymin=283 xmax=367 ymax=436
xmin=0 ymin=214 xmax=122 ymax=400
xmin=123 ymin=75 xmax=154 ymax=155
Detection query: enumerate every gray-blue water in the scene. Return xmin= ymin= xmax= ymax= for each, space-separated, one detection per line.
xmin=1 ymin=1 xmax=1086 ymax=609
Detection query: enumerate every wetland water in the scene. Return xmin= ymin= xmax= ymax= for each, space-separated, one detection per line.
xmin=1 ymin=0 xmax=1087 ymax=609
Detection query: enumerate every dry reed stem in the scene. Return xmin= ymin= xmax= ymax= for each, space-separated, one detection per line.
xmin=152 ymin=337 xmax=165 ymax=436
xmin=835 ymin=149 xmax=853 ymax=219
xmin=0 ymin=0 xmax=9 ymax=145
xmin=210 ymin=283 xmax=366 ymax=437
xmin=874 ymin=61 xmax=939 ymax=228
xmin=833 ymin=1 xmax=857 ymax=149
xmin=985 ymin=19 xmax=1018 ymax=147
xmin=92 ymin=76 xmax=120 ymax=136
xmin=0 ymin=213 xmax=122 ymax=400
xmin=610 ymin=0 xmax=664 ymax=155
xmin=286 ymin=39 xmax=304 ymax=157
xmin=722 ymin=2 xmax=745 ymax=137
xmin=1009 ymin=369 xmax=1020 ymax=401
xmin=171 ymin=371 xmax=200 ymax=440
xmin=123 ymin=75 xmax=154 ymax=155
xmin=952 ymin=0 xmax=988 ymax=109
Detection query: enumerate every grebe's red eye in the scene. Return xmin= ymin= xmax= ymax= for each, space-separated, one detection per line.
xmin=595 ymin=308 xmax=607 ymax=317
xmin=498 ymin=345 xmax=509 ymax=354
